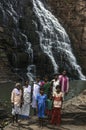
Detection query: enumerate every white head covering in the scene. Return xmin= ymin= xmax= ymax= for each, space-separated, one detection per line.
xmin=15 ymin=83 xmax=21 ymax=87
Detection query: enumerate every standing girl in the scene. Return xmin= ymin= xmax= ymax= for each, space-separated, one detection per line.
xmin=36 ymin=87 xmax=47 ymax=127
xmin=51 ymin=85 xmax=63 ymax=126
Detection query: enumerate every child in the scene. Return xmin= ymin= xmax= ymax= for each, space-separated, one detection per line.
xmin=51 ymin=85 xmax=63 ymax=126
xmin=11 ymin=83 xmax=22 ymax=125
xmin=36 ymin=87 xmax=47 ymax=127
xmin=46 ymin=95 xmax=53 ymax=121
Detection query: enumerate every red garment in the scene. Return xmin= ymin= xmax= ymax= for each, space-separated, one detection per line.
xmin=51 ymin=107 xmax=61 ymax=126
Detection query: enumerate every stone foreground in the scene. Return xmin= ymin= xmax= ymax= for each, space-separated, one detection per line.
xmin=4 ymin=116 xmax=86 ymax=130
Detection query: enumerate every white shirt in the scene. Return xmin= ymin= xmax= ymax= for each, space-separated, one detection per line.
xmin=52 ymin=79 xmax=60 ymax=94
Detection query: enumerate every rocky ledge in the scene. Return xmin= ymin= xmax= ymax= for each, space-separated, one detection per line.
xmin=63 ymin=89 xmax=86 ymax=113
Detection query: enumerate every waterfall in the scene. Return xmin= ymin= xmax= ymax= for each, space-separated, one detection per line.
xmin=27 ymin=65 xmax=36 ymax=81
xmin=21 ymin=33 xmax=35 ymax=81
xmin=21 ymin=33 xmax=33 ymax=62
xmin=0 ymin=0 xmax=34 ymax=81
xmin=33 ymin=0 xmax=85 ymax=80
xmin=0 ymin=0 xmax=85 ymax=80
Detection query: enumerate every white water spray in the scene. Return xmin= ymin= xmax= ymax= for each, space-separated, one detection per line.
xmin=33 ymin=0 xmax=85 ymax=80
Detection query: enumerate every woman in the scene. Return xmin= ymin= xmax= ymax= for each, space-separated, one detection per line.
xmin=21 ymin=80 xmax=31 ymax=119
xmin=32 ymin=76 xmax=40 ymax=115
xmin=43 ymin=75 xmax=51 ymax=98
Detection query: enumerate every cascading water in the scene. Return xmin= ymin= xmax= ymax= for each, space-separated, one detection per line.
xmin=21 ymin=33 xmax=36 ymax=80
xmin=0 ymin=0 xmax=85 ymax=81
xmin=32 ymin=0 xmax=85 ymax=80
xmin=0 ymin=0 xmax=34 ymax=80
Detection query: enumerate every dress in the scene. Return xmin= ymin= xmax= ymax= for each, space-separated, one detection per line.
xmin=46 ymin=99 xmax=53 ymax=117
xmin=32 ymin=83 xmax=40 ymax=108
xmin=21 ymin=85 xmax=31 ymax=118
xmin=36 ymin=93 xmax=47 ymax=118
xmin=43 ymin=82 xmax=51 ymax=97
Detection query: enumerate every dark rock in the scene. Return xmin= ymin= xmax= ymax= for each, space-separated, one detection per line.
xmin=47 ymin=0 xmax=86 ymax=75
xmin=0 ymin=0 xmax=86 ymax=81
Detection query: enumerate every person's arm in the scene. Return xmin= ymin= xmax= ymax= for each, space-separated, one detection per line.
xmin=36 ymin=95 xmax=38 ymax=112
xmin=20 ymin=89 xmax=23 ymax=108
xmin=66 ymin=77 xmax=69 ymax=93
xmin=52 ymin=92 xmax=55 ymax=108
xmin=50 ymin=80 xmax=54 ymax=95
xmin=31 ymin=85 xmax=33 ymax=103
xmin=11 ymin=90 xmax=14 ymax=108
xmin=45 ymin=94 xmax=47 ymax=107
xmin=61 ymin=92 xmax=64 ymax=108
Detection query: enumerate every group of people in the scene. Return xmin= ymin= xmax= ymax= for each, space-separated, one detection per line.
xmin=11 ymin=70 xmax=69 ymax=127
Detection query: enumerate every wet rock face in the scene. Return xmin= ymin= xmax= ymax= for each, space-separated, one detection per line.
xmin=0 ymin=0 xmax=86 ymax=80
xmin=0 ymin=0 xmax=54 ymax=80
xmin=46 ymin=0 xmax=86 ymax=75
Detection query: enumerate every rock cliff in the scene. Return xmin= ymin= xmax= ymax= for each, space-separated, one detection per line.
xmin=0 ymin=0 xmax=86 ymax=81
xmin=46 ymin=0 xmax=86 ymax=74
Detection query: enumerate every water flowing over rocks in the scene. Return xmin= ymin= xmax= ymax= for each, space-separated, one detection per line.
xmin=0 ymin=0 xmax=86 ymax=81
xmin=46 ymin=0 xmax=86 ymax=76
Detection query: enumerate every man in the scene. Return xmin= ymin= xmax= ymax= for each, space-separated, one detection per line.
xmin=11 ymin=83 xmax=22 ymax=124
xmin=59 ymin=70 xmax=69 ymax=95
